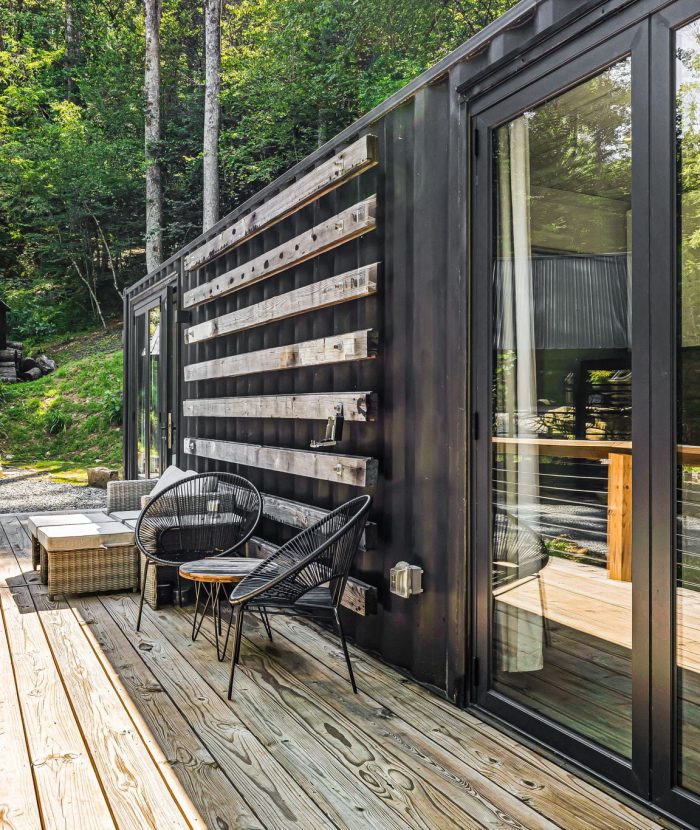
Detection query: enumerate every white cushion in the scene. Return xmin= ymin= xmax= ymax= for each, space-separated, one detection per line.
xmin=149 ymin=465 xmax=197 ymax=499
xmin=27 ymin=512 xmax=112 ymax=537
xmin=109 ymin=510 xmax=141 ymax=522
xmin=38 ymin=521 xmax=135 ymax=551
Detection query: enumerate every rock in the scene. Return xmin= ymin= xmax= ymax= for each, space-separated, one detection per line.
xmin=87 ymin=467 xmax=120 ymax=489
xmin=35 ymin=354 xmax=57 ymax=374
xmin=6 ymin=341 xmax=23 ymax=351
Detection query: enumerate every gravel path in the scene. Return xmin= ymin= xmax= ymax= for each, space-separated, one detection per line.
xmin=0 ymin=471 xmax=107 ymax=515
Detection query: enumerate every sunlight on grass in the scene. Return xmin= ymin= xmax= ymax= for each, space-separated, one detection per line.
xmin=0 ymin=347 xmax=123 ymax=472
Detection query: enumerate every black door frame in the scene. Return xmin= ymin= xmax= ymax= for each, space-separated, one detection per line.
xmin=648 ymin=1 xmax=700 ymax=823
xmin=124 ymin=277 xmax=178 ymax=479
xmin=470 ymin=22 xmax=652 ymax=798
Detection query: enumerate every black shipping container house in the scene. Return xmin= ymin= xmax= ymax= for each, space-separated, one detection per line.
xmin=123 ymin=0 xmax=700 ymax=825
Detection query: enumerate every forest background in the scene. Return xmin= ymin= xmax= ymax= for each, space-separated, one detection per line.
xmin=0 ymin=0 xmax=515 ymax=339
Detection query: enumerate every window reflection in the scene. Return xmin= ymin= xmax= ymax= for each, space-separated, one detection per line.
xmin=675 ymin=18 xmax=700 ymax=796
xmin=491 ymin=60 xmax=633 ymax=757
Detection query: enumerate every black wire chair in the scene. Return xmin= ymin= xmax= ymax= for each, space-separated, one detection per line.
xmin=492 ymin=506 xmax=550 ymax=644
xmin=134 ymin=472 xmax=262 ymax=631
xmin=225 ymin=494 xmax=372 ymax=699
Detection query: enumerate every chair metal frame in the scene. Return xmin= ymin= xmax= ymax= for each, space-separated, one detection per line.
xmin=225 ymin=494 xmax=372 ymax=698
xmin=134 ymin=472 xmax=262 ymax=631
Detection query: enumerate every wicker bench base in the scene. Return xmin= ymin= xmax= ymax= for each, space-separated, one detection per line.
xmin=141 ymin=555 xmax=179 ymax=610
xmin=41 ymin=543 xmax=140 ymax=601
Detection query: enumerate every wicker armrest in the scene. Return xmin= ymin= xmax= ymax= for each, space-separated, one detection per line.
xmin=107 ymin=478 xmax=158 ymax=513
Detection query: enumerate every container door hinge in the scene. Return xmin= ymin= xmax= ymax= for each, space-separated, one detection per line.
xmin=473 ymin=657 xmax=480 ymax=687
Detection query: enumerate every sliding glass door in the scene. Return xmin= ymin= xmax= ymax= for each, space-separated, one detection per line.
xmin=473 ymin=4 xmax=700 ymax=818
xmin=472 ymin=23 xmax=649 ymax=797
xmin=490 ymin=58 xmax=634 ymax=756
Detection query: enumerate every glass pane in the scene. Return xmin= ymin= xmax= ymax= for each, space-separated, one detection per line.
xmin=491 ymin=59 xmax=633 ymax=757
xmin=675 ymin=18 xmax=700 ymax=795
xmin=148 ymin=305 xmax=161 ymax=478
xmin=136 ymin=314 xmax=147 ymax=478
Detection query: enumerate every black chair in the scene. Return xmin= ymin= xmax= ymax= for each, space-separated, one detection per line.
xmin=134 ymin=472 xmax=262 ymax=631
xmin=226 ymin=494 xmax=372 ymax=698
xmin=492 ymin=506 xmax=549 ymax=588
xmin=492 ymin=506 xmax=550 ymax=644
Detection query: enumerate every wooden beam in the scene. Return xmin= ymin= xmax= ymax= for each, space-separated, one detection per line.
xmin=183 ymin=391 xmax=376 ymax=422
xmin=607 ymin=452 xmax=632 ymax=583
xmin=183 ymin=197 xmax=377 ymax=308
xmin=184 ymin=437 xmax=379 ymax=487
xmin=246 ymin=537 xmax=378 ymax=615
xmin=184 ymin=263 xmax=378 ymax=344
xmin=261 ymin=492 xmax=378 ymax=550
xmin=184 ymin=328 xmax=378 ymax=383
xmin=184 ymin=135 xmax=379 ymax=272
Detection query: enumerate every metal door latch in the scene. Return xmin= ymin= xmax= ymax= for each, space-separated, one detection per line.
xmin=310 ymin=404 xmax=344 ymax=448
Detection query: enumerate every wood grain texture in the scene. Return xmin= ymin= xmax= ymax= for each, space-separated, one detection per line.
xmin=100 ymin=594 xmax=333 ymax=829
xmin=261 ymin=492 xmax=377 ymax=548
xmin=184 ymin=134 xmax=379 ymax=271
xmin=185 ymin=328 xmax=378 ymax=382
xmin=183 ymin=391 xmax=376 ymax=422
xmin=184 ymin=263 xmax=378 ymax=344
xmin=31 ymin=589 xmax=192 ymax=830
xmin=184 ymin=437 xmax=379 ymax=487
xmin=270 ymin=615 xmax=660 ymax=830
xmin=183 ymin=197 xmax=377 ymax=308
xmin=70 ymin=596 xmax=263 ymax=830
xmin=0 ymin=504 xmax=664 ymax=830
xmin=156 ymin=601 xmax=492 ymax=830
xmin=607 ymin=452 xmax=632 ymax=582
xmin=0 ymin=589 xmax=43 ymax=830
xmin=0 ymin=586 xmax=116 ymax=830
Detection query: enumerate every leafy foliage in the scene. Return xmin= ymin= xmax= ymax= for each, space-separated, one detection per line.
xmin=0 ymin=347 xmax=123 ymax=467
xmin=0 ymin=0 xmax=515 ymax=336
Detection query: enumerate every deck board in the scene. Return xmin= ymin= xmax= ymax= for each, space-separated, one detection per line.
xmin=0 ymin=512 xmax=671 ymax=830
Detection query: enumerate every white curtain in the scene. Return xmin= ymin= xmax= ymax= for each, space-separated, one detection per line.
xmin=494 ymin=116 xmax=545 ymax=673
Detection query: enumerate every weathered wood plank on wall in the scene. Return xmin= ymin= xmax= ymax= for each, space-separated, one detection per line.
xmin=184 ymin=437 xmax=379 ymax=487
xmin=261 ymin=492 xmax=378 ymax=550
xmin=184 ymin=329 xmax=378 ymax=382
xmin=185 ymin=263 xmax=378 ymax=344
xmin=183 ymin=197 xmax=377 ymax=308
xmin=183 ymin=391 xmax=376 ymax=421
xmin=184 ymin=135 xmax=379 ymax=271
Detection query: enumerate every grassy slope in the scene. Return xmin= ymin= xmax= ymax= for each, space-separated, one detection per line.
xmin=0 ymin=325 xmax=123 ymax=474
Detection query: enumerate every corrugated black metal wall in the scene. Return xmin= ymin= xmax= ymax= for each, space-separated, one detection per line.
xmin=175 ymin=80 xmax=463 ymax=696
xmin=124 ymin=0 xmax=629 ymax=698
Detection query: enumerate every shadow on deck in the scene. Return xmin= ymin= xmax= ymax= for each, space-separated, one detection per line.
xmin=0 ymin=511 xmax=669 ymax=829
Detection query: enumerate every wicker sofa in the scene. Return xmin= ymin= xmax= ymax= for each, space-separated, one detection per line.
xmin=107 ymin=478 xmax=166 ymax=607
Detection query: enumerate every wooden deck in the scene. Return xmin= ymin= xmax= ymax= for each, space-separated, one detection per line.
xmin=0 ymin=512 xmax=670 ymax=830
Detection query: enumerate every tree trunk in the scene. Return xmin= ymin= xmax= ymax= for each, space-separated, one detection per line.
xmin=202 ymin=0 xmax=221 ymax=232
xmin=64 ymin=0 xmax=80 ymax=96
xmin=144 ymin=0 xmax=163 ymax=272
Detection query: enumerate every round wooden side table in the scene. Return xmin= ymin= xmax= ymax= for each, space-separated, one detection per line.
xmin=179 ymin=557 xmax=269 ymax=660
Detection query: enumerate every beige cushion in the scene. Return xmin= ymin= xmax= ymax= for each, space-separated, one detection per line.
xmin=38 ymin=521 xmax=135 ymax=551
xmin=109 ymin=510 xmax=141 ymax=523
xmin=27 ymin=512 xmax=111 ymax=537
xmin=141 ymin=494 xmax=153 ymax=510
xmin=149 ymin=465 xmax=197 ymax=499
